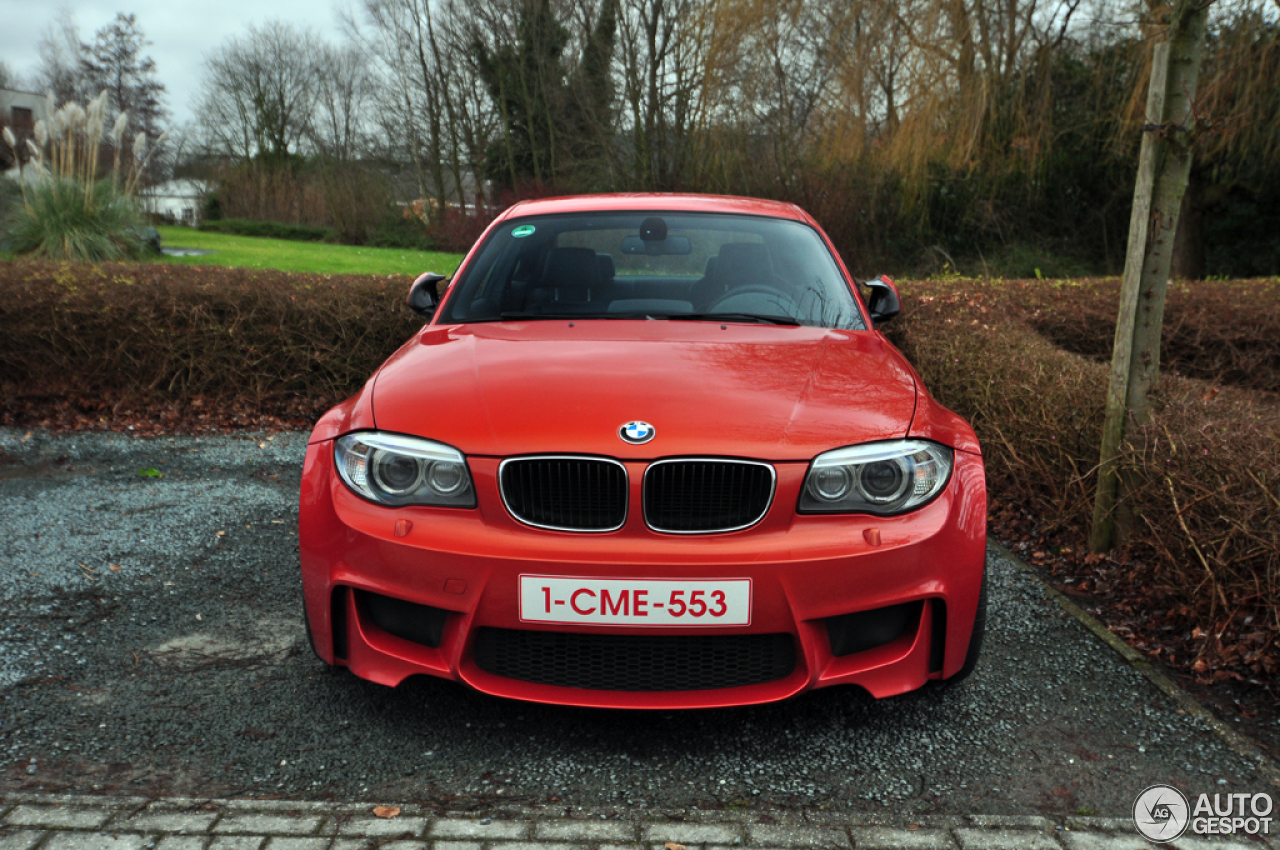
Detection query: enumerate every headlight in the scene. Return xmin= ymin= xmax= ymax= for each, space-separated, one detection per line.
xmin=335 ymin=432 xmax=476 ymax=508
xmin=799 ymin=440 xmax=952 ymax=515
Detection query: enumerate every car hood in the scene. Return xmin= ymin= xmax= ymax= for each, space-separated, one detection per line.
xmin=371 ymin=321 xmax=918 ymax=462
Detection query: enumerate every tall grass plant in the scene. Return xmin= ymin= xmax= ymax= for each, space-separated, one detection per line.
xmin=1 ymin=91 xmax=165 ymax=262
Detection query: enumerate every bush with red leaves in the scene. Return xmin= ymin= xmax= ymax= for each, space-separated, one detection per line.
xmin=2 ymin=263 xmax=1275 ymax=695
xmin=0 ymin=261 xmax=422 ymax=432
xmin=886 ymin=278 xmax=1279 ymax=692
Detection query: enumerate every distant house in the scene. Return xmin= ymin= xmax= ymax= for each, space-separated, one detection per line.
xmin=140 ymin=179 xmax=208 ymax=226
xmin=0 ymin=89 xmax=53 ymax=171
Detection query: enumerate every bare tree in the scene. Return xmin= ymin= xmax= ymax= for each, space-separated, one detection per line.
xmin=352 ymin=0 xmax=506 ymax=214
xmin=615 ymin=0 xmax=728 ymax=189
xmin=310 ymin=43 xmax=375 ymax=161
xmin=354 ymin=0 xmax=454 ymax=214
xmin=34 ymin=10 xmax=87 ymax=106
xmin=196 ymin=21 xmax=321 ymax=161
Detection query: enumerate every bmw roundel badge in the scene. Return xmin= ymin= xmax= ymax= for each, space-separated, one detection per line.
xmin=619 ymin=421 xmax=655 ymax=445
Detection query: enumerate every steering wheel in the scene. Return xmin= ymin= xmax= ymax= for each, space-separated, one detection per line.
xmin=705 ymin=284 xmax=798 ymax=315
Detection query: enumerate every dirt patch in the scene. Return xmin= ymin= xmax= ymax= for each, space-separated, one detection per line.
xmin=149 ymin=618 xmax=300 ymax=671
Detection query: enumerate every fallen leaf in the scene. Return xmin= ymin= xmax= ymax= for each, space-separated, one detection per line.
xmin=373 ymin=806 xmax=401 ymax=819
xmin=664 ymin=843 xmax=686 ymax=850
xmin=109 ymin=565 xmax=121 ymax=572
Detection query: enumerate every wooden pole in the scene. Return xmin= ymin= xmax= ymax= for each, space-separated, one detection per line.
xmin=1089 ymin=0 xmax=1210 ymax=554
xmin=1088 ymin=41 xmax=1167 ymax=554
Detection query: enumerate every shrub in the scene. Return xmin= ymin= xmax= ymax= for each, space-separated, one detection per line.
xmin=1025 ymin=279 xmax=1280 ymax=394
xmin=982 ymin=243 xmax=1095 ymax=280
xmin=0 ymin=176 xmax=23 ymax=248
xmin=6 ymin=177 xmax=148 ymax=261
xmin=887 ymin=279 xmax=1279 ymax=681
xmin=367 ymin=211 xmax=435 ymax=251
xmin=0 ymin=261 xmax=421 ymax=409
xmin=211 ymin=158 xmax=399 ymax=246
xmin=424 ymin=206 xmax=497 ymax=254
xmin=313 ymin=159 xmax=398 ymax=245
xmin=1 ymin=92 xmax=165 ymax=263
xmin=198 ymin=218 xmax=337 ymax=243
xmin=0 ymin=263 xmax=1273 ymax=682
xmin=214 ymin=158 xmax=329 ymax=227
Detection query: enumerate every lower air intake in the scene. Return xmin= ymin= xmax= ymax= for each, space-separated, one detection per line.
xmin=473 ymin=628 xmax=795 ymax=691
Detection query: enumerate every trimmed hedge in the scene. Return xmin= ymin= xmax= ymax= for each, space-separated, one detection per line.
xmin=0 ymin=261 xmax=418 ymax=409
xmin=886 ymin=279 xmax=1278 ymax=682
xmin=0 ymin=262 xmax=1275 ymax=682
xmin=197 ymin=218 xmax=339 ymax=243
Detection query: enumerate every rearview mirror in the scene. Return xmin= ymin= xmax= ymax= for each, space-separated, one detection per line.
xmin=864 ymin=274 xmax=901 ymax=324
xmin=407 ymin=272 xmax=447 ymax=317
xmin=621 ymin=235 xmax=692 ymax=256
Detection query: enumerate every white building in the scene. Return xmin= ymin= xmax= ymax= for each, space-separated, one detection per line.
xmin=0 ymin=89 xmax=52 ymax=134
xmin=0 ymin=89 xmax=53 ymax=170
xmin=140 ymin=179 xmax=209 ymax=226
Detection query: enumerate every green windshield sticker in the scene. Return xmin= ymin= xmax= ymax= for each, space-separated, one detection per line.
xmin=511 ymin=224 xmax=536 ymax=238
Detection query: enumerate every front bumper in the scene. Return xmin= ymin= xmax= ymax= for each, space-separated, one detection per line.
xmin=299 ymin=443 xmax=986 ymax=709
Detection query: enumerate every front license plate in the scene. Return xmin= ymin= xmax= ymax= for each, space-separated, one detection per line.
xmin=519 ymin=576 xmax=752 ymax=627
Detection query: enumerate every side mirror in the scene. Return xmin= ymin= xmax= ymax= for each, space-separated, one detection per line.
xmin=864 ymin=274 xmax=901 ymax=324
xmin=407 ymin=272 xmax=447 ymax=317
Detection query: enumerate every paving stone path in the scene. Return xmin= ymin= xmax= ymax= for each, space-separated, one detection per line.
xmin=1 ymin=793 xmax=1276 ymax=850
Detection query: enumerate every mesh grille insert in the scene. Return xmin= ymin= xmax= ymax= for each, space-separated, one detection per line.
xmin=644 ymin=460 xmax=775 ymax=533
xmin=501 ymin=457 xmax=627 ymax=531
xmin=473 ymin=628 xmax=795 ymax=691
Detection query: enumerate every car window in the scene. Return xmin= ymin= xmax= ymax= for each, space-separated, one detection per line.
xmin=438 ymin=212 xmax=866 ymax=330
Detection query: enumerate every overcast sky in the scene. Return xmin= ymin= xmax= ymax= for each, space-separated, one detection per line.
xmin=0 ymin=1 xmax=353 ymax=127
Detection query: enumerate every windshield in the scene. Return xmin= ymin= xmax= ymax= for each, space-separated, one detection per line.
xmin=437 ymin=212 xmax=866 ymax=330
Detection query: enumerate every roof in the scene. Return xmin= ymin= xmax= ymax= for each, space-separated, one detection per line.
xmin=501 ymin=193 xmax=813 ymax=223
xmin=0 ymin=88 xmax=53 ymax=99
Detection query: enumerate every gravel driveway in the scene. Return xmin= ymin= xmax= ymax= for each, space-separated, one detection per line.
xmin=0 ymin=429 xmax=1271 ymax=816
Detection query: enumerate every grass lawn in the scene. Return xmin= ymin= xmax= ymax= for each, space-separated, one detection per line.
xmin=154 ymin=226 xmax=465 ymax=277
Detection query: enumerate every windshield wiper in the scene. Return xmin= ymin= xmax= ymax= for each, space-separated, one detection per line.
xmin=669 ymin=312 xmax=801 ymax=326
xmin=479 ymin=311 xmax=801 ymax=325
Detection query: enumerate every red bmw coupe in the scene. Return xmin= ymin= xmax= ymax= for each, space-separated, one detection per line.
xmin=299 ymin=193 xmax=987 ymax=709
